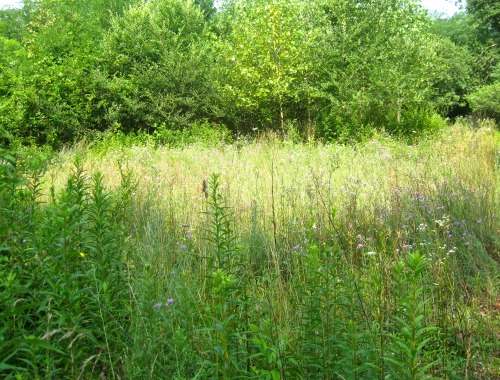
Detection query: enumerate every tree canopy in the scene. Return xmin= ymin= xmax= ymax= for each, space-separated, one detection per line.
xmin=0 ymin=0 xmax=498 ymax=147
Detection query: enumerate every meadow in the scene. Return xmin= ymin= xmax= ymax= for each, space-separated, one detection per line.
xmin=1 ymin=121 xmax=499 ymax=379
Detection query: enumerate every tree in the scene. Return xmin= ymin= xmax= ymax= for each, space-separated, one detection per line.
xmin=428 ymin=4 xmax=499 ymax=120
xmin=218 ymin=0 xmax=318 ymax=133
xmin=98 ymin=0 xmax=219 ymax=133
xmin=427 ymin=35 xmax=475 ymax=116
xmin=313 ymin=0 xmax=438 ymax=139
xmin=465 ymin=0 xmax=499 ymax=84
xmin=194 ymin=0 xmax=216 ymax=19
xmin=0 ymin=0 xmax=136 ymax=146
xmin=0 ymin=8 xmax=26 ymax=42
xmin=468 ymin=81 xmax=500 ymax=122
xmin=467 ymin=0 xmax=500 ymax=37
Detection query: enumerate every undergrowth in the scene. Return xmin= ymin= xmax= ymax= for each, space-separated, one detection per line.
xmin=1 ymin=122 xmax=499 ymax=379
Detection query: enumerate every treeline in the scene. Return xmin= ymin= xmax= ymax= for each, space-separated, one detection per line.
xmin=0 ymin=0 xmax=498 ymax=147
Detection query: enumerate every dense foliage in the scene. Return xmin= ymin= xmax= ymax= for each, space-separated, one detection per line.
xmin=1 ymin=123 xmax=499 ymax=378
xmin=0 ymin=0 xmax=498 ymax=147
xmin=1 ymin=1 xmax=499 ymax=378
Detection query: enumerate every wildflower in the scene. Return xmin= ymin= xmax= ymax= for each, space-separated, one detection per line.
xmin=166 ymin=298 xmax=174 ymax=306
xmin=79 ymin=252 xmax=85 ymax=258
xmin=152 ymin=303 xmax=163 ymax=309
xmin=435 ymin=219 xmax=446 ymax=228
xmin=366 ymin=251 xmax=377 ymax=256
xmin=181 ymin=245 xmax=187 ymax=250
xmin=357 ymin=243 xmax=364 ymax=249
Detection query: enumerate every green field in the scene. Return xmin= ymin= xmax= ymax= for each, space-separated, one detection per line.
xmin=1 ymin=121 xmax=499 ymax=379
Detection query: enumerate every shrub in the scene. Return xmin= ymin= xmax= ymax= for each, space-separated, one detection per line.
xmin=468 ymin=82 xmax=500 ymax=124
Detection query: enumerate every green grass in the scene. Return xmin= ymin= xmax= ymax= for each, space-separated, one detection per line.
xmin=1 ymin=121 xmax=499 ymax=379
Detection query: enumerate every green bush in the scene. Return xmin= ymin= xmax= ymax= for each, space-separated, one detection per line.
xmin=316 ymin=108 xmax=375 ymax=143
xmin=153 ymin=120 xmax=232 ymax=147
xmin=0 ymin=145 xmax=132 ymax=378
xmin=316 ymin=106 xmax=446 ymax=143
xmin=468 ymin=82 xmax=500 ymax=124
xmin=391 ymin=107 xmax=447 ymax=141
xmin=99 ymin=0 xmax=219 ymax=134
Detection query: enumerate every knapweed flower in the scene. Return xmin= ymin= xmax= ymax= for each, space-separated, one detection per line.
xmin=357 ymin=243 xmax=364 ymax=249
xmin=153 ymin=298 xmax=174 ymax=309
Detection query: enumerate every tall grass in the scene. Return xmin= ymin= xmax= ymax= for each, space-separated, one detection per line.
xmin=1 ymin=122 xmax=499 ymax=378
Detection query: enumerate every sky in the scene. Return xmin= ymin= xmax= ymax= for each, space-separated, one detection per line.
xmin=0 ymin=0 xmax=21 ymax=9
xmin=0 ymin=0 xmax=462 ymax=16
xmin=420 ymin=0 xmax=461 ymax=17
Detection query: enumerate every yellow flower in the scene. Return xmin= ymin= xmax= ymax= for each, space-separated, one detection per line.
xmin=79 ymin=252 xmax=85 ymax=258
